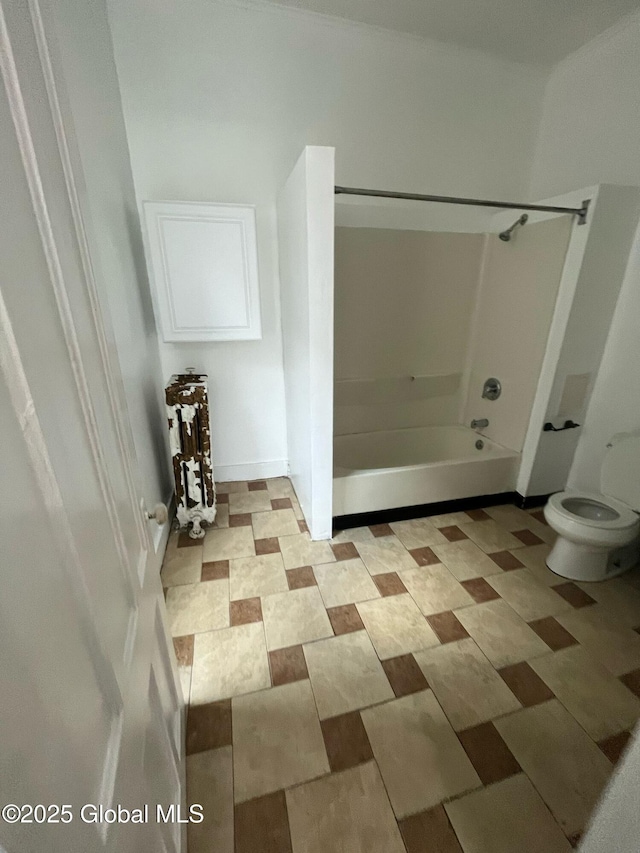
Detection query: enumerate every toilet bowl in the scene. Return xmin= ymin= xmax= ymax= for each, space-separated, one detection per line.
xmin=544 ymin=433 xmax=640 ymax=582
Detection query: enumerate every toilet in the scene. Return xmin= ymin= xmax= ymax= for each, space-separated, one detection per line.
xmin=544 ymin=432 xmax=640 ymax=582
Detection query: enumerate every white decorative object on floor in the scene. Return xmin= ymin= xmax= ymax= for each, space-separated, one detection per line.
xmin=544 ymin=432 xmax=640 ymax=581
xmin=166 ymin=372 xmax=217 ymax=538
xmin=143 ymin=199 xmax=262 ymax=342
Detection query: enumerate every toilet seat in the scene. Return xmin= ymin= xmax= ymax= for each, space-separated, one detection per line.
xmin=547 ymin=490 xmax=638 ymax=530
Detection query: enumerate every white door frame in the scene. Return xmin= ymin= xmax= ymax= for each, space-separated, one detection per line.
xmin=0 ymin=0 xmax=184 ymax=848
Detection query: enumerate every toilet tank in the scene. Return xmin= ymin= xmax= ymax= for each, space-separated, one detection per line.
xmin=601 ymin=433 xmax=640 ymax=510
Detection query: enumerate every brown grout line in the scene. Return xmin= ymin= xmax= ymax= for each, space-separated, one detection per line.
xmin=234 ymin=789 xmax=293 ymax=853
xmin=512 ymin=528 xmax=544 ymax=546
xmin=427 ymin=611 xmax=470 ymax=644
xmin=186 ymin=698 xmax=232 ymax=755
xmin=456 ymin=721 xmax=522 ymax=786
xmin=331 ymin=541 xmax=360 ymax=561
xmin=489 ymin=550 xmax=524 ymax=571
xmin=498 ymin=661 xmax=554 ymax=707
xmin=320 ymin=711 xmax=374 ymax=773
xmin=369 ymin=523 xmax=394 ymax=537
xmin=173 ymin=634 xmax=194 ymax=667
xmin=528 ymin=616 xmax=578 ymax=651
xmin=619 ymin=669 xmax=640 ymax=698
xmin=598 ymin=730 xmax=632 ymax=764
xmin=230 ymin=597 xmax=263 ymax=627
xmin=229 ymin=512 xmax=253 ymax=528
xmin=398 ymin=804 xmax=464 ymax=853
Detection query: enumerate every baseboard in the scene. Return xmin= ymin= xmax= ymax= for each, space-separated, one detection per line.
xmin=333 ymin=491 xmax=517 ymax=531
xmin=516 ymin=492 xmax=552 ymax=509
xmin=214 ymin=459 xmax=288 ymax=483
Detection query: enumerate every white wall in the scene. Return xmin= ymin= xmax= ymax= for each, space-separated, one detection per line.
xmin=334 ymin=228 xmax=484 ymax=436
xmin=49 ymin=0 xmax=172 ymax=520
xmin=522 ymin=186 xmax=640 ymax=496
xmin=528 ymin=11 xmax=640 ymax=495
xmin=107 ymin=0 xmax=545 ymax=477
xmin=278 ymin=147 xmax=335 ymax=539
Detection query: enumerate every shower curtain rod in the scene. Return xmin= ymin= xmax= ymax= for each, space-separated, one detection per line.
xmin=334 ymin=186 xmax=590 ymax=224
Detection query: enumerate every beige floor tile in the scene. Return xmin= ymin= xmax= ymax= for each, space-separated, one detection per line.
xmin=415 ymin=638 xmax=521 ymax=730
xmin=203 ymin=527 xmax=255 ymax=562
xmin=279 ymin=533 xmax=335 ymax=570
xmin=530 ymin=645 xmax=640 ymax=740
xmin=484 ymin=504 xmax=540 ymax=530
xmin=229 ymin=552 xmax=288 ymax=601
xmin=262 ymin=586 xmax=333 ymax=650
xmin=355 ymin=535 xmax=419 ymax=575
xmin=399 ymin=564 xmax=474 ymax=616
xmin=190 ymin=622 xmax=270 ymax=704
xmin=216 ymin=480 xmax=249 ymax=493
xmin=557 ymin=605 xmax=640 ymax=676
xmin=266 ymin=477 xmax=296 ymax=499
xmin=314 ymin=557 xmax=380 ymax=608
xmin=432 ymin=539 xmax=503 ymax=581
xmin=514 ymin=544 xmax=560 ymax=586
xmin=445 ymin=774 xmax=571 ymax=853
xmin=228 ymin=490 xmax=273 ymax=514
xmin=233 ymin=679 xmax=329 ymax=802
xmin=304 ymin=630 xmax=394 ymax=719
xmin=357 ymin=593 xmax=440 ymax=659
xmin=331 ymin=526 xmax=375 ymax=544
xmin=576 ymin=578 xmax=640 ymax=628
xmin=290 ymin=496 xmax=305 ymax=521
xmin=252 ymin=508 xmax=300 ymax=539
xmin=212 ymin=503 xmax=230 ymax=528
xmin=429 ymin=511 xmax=475 ymax=527
xmin=362 ymin=689 xmax=481 ymax=817
xmin=390 ymin=518 xmax=448 ymax=549
xmin=458 ymin=520 xmax=523 ymax=553
xmin=160 ymin=543 xmax=203 ymax=587
xmin=495 ymin=700 xmax=613 ymax=836
xmin=487 ymin=569 xmax=571 ymax=621
xmin=484 ymin=505 xmax=554 ymax=543
xmin=187 ymin=746 xmax=233 ymax=853
xmin=286 ymin=761 xmax=405 ymax=853
xmin=455 ymin=599 xmax=550 ymax=668
xmin=166 ymin=579 xmax=230 ymax=636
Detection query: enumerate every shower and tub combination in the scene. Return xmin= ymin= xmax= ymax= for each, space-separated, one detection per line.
xmin=279 ymin=154 xmax=635 ymax=539
xmin=332 ymin=184 xmax=585 ymax=519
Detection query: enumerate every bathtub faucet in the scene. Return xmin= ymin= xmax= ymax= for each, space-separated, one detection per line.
xmin=470 ymin=418 xmax=489 ymax=430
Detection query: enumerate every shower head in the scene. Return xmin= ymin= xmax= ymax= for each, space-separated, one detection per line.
xmin=499 ymin=213 xmax=528 ymax=242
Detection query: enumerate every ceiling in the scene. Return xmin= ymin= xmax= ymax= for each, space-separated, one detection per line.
xmin=264 ymin=0 xmax=640 ymax=65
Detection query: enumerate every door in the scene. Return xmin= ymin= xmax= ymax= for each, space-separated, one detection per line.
xmin=278 ymin=146 xmax=335 ymax=540
xmin=0 ymin=2 xmax=183 ymax=851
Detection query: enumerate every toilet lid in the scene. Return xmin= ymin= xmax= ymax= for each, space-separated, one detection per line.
xmin=600 ymin=434 xmax=640 ymax=510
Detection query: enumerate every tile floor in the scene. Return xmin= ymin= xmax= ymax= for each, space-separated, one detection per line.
xmin=162 ymin=478 xmax=640 ymax=853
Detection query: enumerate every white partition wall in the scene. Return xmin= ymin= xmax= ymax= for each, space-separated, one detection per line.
xmin=278 ymin=147 xmax=335 ymax=539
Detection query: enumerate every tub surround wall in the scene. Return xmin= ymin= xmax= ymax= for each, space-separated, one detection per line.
xmin=334 ymin=228 xmax=484 ymax=437
xmin=462 ymin=216 xmax=572 ymax=452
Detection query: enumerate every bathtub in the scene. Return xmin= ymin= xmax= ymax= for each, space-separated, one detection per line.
xmin=333 ymin=425 xmax=520 ymax=517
